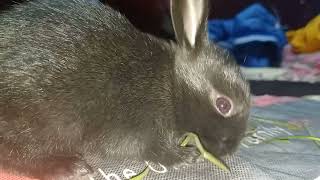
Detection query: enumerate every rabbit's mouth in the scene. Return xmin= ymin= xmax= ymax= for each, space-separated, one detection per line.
xmin=200 ymin=135 xmax=242 ymax=157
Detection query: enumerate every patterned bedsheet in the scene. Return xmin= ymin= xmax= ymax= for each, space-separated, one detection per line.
xmin=2 ymin=96 xmax=319 ymax=180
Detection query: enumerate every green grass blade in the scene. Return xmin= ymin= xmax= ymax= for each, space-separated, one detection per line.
xmin=181 ymin=132 xmax=230 ymax=172
xmin=129 ymin=167 xmax=150 ymax=180
xmin=276 ymin=136 xmax=320 ymax=142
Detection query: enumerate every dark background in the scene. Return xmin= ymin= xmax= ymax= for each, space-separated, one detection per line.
xmin=106 ymin=0 xmax=320 ymax=39
xmin=1 ymin=0 xmax=320 ymax=39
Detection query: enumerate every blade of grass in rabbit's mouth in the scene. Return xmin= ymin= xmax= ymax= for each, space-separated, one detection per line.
xmin=180 ymin=132 xmax=230 ymax=172
xmin=130 ymin=132 xmax=230 ymax=180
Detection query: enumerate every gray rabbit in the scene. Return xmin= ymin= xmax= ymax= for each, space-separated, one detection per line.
xmin=0 ymin=0 xmax=251 ymax=179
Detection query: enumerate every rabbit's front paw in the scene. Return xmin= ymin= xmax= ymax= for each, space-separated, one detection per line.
xmin=172 ymin=146 xmax=201 ymax=169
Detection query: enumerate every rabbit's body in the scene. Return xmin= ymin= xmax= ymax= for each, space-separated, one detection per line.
xmin=0 ymin=0 xmax=250 ymax=179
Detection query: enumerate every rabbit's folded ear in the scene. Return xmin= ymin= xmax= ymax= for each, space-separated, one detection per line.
xmin=170 ymin=0 xmax=208 ymax=48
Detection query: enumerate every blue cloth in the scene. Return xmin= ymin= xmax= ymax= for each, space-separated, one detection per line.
xmin=208 ymin=3 xmax=287 ymax=67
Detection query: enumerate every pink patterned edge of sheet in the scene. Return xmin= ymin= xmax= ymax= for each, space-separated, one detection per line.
xmin=0 ymin=171 xmax=37 ymax=180
xmin=253 ymin=95 xmax=299 ymax=107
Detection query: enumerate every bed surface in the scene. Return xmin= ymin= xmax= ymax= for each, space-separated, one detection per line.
xmin=2 ymin=96 xmax=319 ymax=180
xmin=86 ymin=96 xmax=320 ymax=180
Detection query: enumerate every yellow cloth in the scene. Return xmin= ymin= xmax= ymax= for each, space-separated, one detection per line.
xmin=286 ymin=15 xmax=320 ymax=53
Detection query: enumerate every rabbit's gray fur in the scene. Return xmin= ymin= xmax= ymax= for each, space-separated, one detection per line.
xmin=0 ymin=0 xmax=250 ymax=179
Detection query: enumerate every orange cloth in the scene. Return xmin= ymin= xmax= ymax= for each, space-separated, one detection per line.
xmin=286 ymin=15 xmax=320 ymax=53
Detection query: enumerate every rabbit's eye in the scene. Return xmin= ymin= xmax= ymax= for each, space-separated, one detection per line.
xmin=216 ymin=97 xmax=232 ymax=115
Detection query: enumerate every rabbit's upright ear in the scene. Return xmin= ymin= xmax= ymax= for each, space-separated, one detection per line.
xmin=170 ymin=0 xmax=208 ymax=48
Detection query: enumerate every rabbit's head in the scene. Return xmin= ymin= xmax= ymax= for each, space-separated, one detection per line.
xmin=171 ymin=0 xmax=251 ymax=156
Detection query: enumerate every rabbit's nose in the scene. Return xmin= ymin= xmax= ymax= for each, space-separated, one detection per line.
xmin=218 ymin=137 xmax=228 ymax=150
xmin=221 ymin=137 xmax=228 ymax=142
xmin=220 ymin=137 xmax=236 ymax=151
